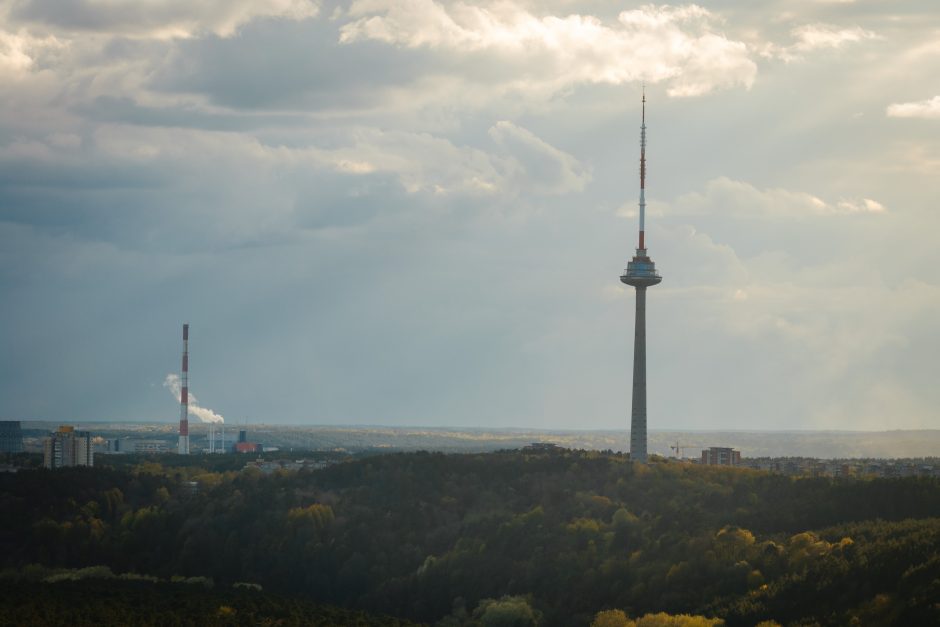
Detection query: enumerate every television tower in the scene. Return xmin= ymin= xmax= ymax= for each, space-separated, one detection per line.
xmin=620 ymin=89 xmax=661 ymax=463
xmin=178 ymin=323 xmax=190 ymax=455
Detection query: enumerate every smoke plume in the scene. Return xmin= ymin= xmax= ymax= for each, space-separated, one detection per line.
xmin=163 ymin=373 xmax=225 ymax=423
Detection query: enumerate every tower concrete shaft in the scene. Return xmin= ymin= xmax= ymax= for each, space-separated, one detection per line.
xmin=630 ymin=287 xmax=648 ymax=462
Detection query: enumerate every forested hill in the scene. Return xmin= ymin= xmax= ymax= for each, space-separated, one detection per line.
xmin=2 ymin=449 xmax=940 ymax=626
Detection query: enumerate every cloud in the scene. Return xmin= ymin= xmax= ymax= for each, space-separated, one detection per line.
xmin=148 ymin=17 xmax=428 ymax=111
xmin=887 ymin=95 xmax=940 ymax=119
xmin=0 ymin=115 xmax=585 ymax=253
xmin=293 ymin=122 xmax=587 ymax=198
xmin=790 ymin=23 xmax=877 ymax=51
xmin=292 ymin=128 xmax=496 ymax=196
xmin=75 ymin=95 xmax=311 ymax=131
xmin=835 ymin=198 xmax=885 ymax=213
xmin=488 ymin=121 xmax=589 ymax=194
xmin=0 ymin=28 xmax=64 ymax=74
xmin=670 ymin=177 xmax=886 ymax=218
xmin=762 ymin=23 xmax=878 ymax=61
xmin=340 ymin=1 xmax=756 ymax=98
xmin=644 ymin=173 xmax=936 ymax=429
xmin=8 ymin=0 xmax=320 ymax=39
xmin=692 ymin=275 xmax=940 ymax=429
xmin=2 ymin=1 xmax=939 ymax=433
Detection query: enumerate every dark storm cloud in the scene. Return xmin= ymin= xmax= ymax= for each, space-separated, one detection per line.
xmin=150 ymin=19 xmax=433 ymax=110
xmin=76 ymin=96 xmax=311 ymax=131
xmin=0 ymin=154 xmax=165 ymax=191
xmin=11 ymin=0 xmax=144 ymax=31
xmin=8 ymin=0 xmax=320 ymax=36
xmin=0 ymin=143 xmax=174 ymax=242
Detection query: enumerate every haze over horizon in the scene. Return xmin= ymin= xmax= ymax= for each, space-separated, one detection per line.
xmin=18 ymin=418 xmax=940 ymax=436
xmin=2 ymin=1 xmax=939 ymax=431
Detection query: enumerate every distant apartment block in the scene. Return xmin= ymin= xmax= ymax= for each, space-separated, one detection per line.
xmin=43 ymin=426 xmax=94 ymax=469
xmin=0 ymin=421 xmax=24 ymax=453
xmin=701 ymin=446 xmax=741 ymax=466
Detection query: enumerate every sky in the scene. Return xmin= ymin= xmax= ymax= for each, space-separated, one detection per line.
xmin=1 ymin=0 xmax=938 ymax=431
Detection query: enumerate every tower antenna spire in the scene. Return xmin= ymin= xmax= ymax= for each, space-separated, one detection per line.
xmin=639 ymin=84 xmax=647 ymax=251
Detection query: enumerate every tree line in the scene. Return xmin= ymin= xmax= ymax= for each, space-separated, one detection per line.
xmin=1 ymin=449 xmax=939 ymax=625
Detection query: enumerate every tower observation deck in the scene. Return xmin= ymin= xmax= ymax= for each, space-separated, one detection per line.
xmin=620 ymin=90 xmax=661 ymax=462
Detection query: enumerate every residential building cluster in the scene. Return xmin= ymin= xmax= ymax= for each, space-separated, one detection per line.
xmin=678 ymin=446 xmax=940 ymax=478
xmin=740 ymin=456 xmax=940 ymax=478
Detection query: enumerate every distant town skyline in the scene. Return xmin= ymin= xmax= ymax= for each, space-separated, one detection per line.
xmin=1 ymin=1 xmax=938 ymax=431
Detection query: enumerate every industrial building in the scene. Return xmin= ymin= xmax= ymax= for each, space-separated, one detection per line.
xmin=232 ymin=430 xmax=262 ymax=454
xmin=43 ymin=425 xmax=94 ymax=469
xmin=105 ymin=439 xmax=172 ymax=454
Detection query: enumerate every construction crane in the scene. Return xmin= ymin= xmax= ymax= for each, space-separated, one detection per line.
xmin=670 ymin=440 xmax=686 ymax=459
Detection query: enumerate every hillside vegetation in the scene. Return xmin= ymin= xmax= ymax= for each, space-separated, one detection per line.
xmin=2 ymin=450 xmax=939 ymax=625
